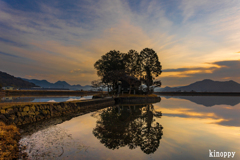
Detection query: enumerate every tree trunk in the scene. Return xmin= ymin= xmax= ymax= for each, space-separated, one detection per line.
xmin=129 ymin=85 xmax=131 ymax=94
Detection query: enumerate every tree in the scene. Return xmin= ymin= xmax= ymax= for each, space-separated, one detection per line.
xmin=122 ymin=76 xmax=139 ymax=94
xmin=94 ymin=50 xmax=126 ymax=91
xmin=124 ymin=50 xmax=141 ymax=78
xmin=123 ymin=50 xmax=142 ymax=94
xmin=139 ymin=48 xmax=162 ymax=94
xmin=91 ymin=79 xmax=106 ymax=91
xmin=153 ymin=80 xmax=161 ymax=88
xmin=149 ymin=80 xmax=162 ymax=93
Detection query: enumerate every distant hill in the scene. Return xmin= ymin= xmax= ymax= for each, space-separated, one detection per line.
xmin=159 ymin=79 xmax=240 ymax=92
xmin=22 ymin=78 xmax=92 ymax=90
xmin=0 ymin=71 xmax=37 ymax=88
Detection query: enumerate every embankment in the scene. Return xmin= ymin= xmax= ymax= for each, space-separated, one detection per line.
xmin=0 ymin=98 xmax=114 ymax=126
xmin=5 ymin=90 xmax=101 ymax=96
xmin=0 ymin=91 xmax=5 ymax=96
xmin=0 ymin=95 xmax=161 ymax=159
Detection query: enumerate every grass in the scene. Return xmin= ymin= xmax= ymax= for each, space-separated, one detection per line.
xmin=0 ymin=122 xmax=21 ymax=159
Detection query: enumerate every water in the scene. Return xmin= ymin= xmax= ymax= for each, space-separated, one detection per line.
xmin=19 ymin=96 xmax=240 ymax=159
xmin=0 ymin=95 xmax=93 ymax=103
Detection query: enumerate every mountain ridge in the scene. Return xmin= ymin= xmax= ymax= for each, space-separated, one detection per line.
xmin=22 ymin=78 xmax=91 ymax=90
xmin=0 ymin=71 xmax=37 ymax=88
xmin=156 ymin=79 xmax=240 ymax=92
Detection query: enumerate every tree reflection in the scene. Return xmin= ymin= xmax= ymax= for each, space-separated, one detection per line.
xmin=92 ymin=104 xmax=163 ymax=154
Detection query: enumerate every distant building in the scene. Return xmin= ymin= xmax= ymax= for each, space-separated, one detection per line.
xmin=3 ymin=86 xmax=14 ymax=90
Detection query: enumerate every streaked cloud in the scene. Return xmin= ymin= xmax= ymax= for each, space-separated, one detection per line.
xmin=163 ymin=67 xmax=217 ymax=73
xmin=160 ymin=60 xmax=240 ymax=87
xmin=70 ymin=69 xmax=95 ymax=74
xmin=0 ymin=51 xmax=22 ymax=58
xmin=70 ymin=69 xmax=81 ymax=73
xmin=0 ymin=0 xmax=240 ymax=85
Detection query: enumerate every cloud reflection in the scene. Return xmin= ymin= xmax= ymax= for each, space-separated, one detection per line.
xmin=156 ymin=96 xmax=240 ymax=127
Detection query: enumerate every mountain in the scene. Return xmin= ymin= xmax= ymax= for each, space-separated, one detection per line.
xmin=160 ymin=79 xmax=240 ymax=92
xmin=23 ymin=78 xmax=92 ymax=90
xmin=54 ymin=81 xmax=72 ymax=88
xmin=0 ymin=71 xmax=37 ymax=88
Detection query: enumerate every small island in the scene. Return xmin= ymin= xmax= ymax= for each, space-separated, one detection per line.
xmin=92 ymin=48 xmax=162 ymax=96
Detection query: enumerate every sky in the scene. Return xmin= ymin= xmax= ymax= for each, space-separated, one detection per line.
xmin=0 ymin=0 xmax=240 ymax=87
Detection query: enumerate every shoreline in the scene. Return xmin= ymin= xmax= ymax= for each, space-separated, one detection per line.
xmin=4 ymin=90 xmax=102 ymax=96
xmin=155 ymin=92 xmax=240 ymax=96
xmin=0 ymin=95 xmax=161 ymax=159
xmin=0 ymin=98 xmax=114 ymax=159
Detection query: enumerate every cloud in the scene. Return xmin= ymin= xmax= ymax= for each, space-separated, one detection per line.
xmin=156 ymin=97 xmax=240 ymax=127
xmin=0 ymin=51 xmax=22 ymax=58
xmin=160 ymin=60 xmax=240 ymax=87
xmin=70 ymin=69 xmax=81 ymax=73
xmin=70 ymin=69 xmax=95 ymax=74
xmin=1 ymin=0 xmax=240 ymax=85
xmin=163 ymin=67 xmax=217 ymax=72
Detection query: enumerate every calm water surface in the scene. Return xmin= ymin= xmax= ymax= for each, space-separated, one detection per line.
xmin=19 ymin=96 xmax=240 ymax=159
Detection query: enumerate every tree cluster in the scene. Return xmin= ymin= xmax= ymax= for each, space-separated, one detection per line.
xmin=93 ymin=48 xmax=162 ymax=94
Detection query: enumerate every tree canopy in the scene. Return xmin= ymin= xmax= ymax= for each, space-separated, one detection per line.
xmin=139 ymin=48 xmax=162 ymax=92
xmin=93 ymin=48 xmax=162 ymax=94
xmin=94 ymin=50 xmax=125 ymax=88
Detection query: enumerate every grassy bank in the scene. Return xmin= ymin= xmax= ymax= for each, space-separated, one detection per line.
xmin=0 ymin=122 xmax=22 ymax=159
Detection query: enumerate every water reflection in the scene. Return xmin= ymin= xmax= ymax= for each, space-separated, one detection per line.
xmin=18 ymin=97 xmax=240 ymax=159
xmin=164 ymin=96 xmax=240 ymax=107
xmin=93 ymin=104 xmax=163 ymax=154
xmin=158 ymin=96 xmax=240 ymax=127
